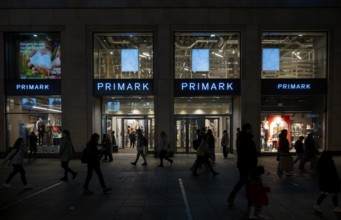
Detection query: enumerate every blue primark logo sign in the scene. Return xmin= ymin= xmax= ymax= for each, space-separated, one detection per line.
xmin=174 ymin=79 xmax=240 ymax=96
xmin=6 ymin=79 xmax=61 ymax=95
xmin=93 ymin=79 xmax=153 ymax=96
xmin=262 ymin=79 xmax=327 ymax=95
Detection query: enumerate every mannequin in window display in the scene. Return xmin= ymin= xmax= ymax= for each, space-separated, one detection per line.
xmin=263 ymin=120 xmax=269 ymax=149
xmin=46 ymin=120 xmax=53 ymax=146
xmin=36 ymin=117 xmax=45 ymax=145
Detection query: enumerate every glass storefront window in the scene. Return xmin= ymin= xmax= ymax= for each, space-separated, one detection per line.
xmin=260 ymin=113 xmax=324 ymax=153
xmin=174 ymin=32 xmax=240 ymax=79
xmin=6 ymin=33 xmax=61 ymax=79
xmin=261 ymin=32 xmax=327 ymax=79
xmin=174 ymin=97 xmax=232 ymax=114
xmin=6 ymin=96 xmax=62 ymax=153
xmin=93 ymin=33 xmax=153 ymax=79
xmin=102 ymin=96 xmax=154 ymax=115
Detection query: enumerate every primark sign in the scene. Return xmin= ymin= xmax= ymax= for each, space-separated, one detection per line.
xmin=174 ymin=79 xmax=241 ymax=96
xmin=6 ymin=80 xmax=61 ymax=95
xmin=93 ymin=79 xmax=153 ymax=96
xmin=262 ymin=79 xmax=327 ymax=95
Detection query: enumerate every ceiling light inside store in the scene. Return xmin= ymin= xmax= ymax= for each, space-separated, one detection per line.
xmin=212 ymin=52 xmax=223 ymax=58
xmin=32 ymin=106 xmax=62 ymax=113
xmin=33 ymin=34 xmax=38 ymax=37
xmin=210 ymin=34 xmax=216 ymax=37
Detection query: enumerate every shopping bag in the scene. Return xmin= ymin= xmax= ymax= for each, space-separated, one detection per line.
xmin=280 ymin=156 xmax=293 ymax=172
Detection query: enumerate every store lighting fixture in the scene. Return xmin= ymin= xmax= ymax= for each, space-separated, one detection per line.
xmin=32 ymin=106 xmax=62 ymax=113
xmin=142 ymin=52 xmax=150 ymax=57
xmin=210 ymin=34 xmax=216 ymax=37
xmin=212 ymin=52 xmax=223 ymax=58
xmin=110 ymin=52 xmax=113 ymax=55
xmin=292 ymin=51 xmax=302 ymax=60
xmin=33 ymin=34 xmax=38 ymax=37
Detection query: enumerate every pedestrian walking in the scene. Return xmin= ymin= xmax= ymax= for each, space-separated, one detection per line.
xmin=99 ymin=134 xmax=113 ymax=162
xmin=83 ymin=133 xmax=112 ymax=195
xmin=130 ymin=129 xmax=147 ymax=166
xmin=293 ymin=136 xmax=305 ymax=169
xmin=227 ymin=123 xmax=258 ymax=207
xmin=158 ymin=131 xmax=173 ymax=167
xmin=2 ymin=137 xmax=30 ymax=189
xmin=192 ymin=133 xmax=219 ymax=177
xmin=221 ymin=130 xmax=229 ymax=159
xmin=313 ymin=151 xmax=341 ymax=213
xmin=129 ymin=131 xmax=136 ymax=148
xmin=28 ymin=132 xmax=38 ymax=160
xmin=59 ymin=130 xmax=77 ymax=181
xmin=277 ymin=129 xmax=290 ymax=176
xmin=248 ymin=165 xmax=271 ymax=219
xmin=207 ymin=129 xmax=216 ymax=163
xmin=301 ymin=132 xmax=319 ymax=171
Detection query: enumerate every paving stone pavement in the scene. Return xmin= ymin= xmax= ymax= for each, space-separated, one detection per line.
xmin=1 ymin=153 xmax=341 ymax=220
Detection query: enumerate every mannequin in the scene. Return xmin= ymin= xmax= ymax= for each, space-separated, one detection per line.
xmin=46 ymin=119 xmax=53 ymax=146
xmin=36 ymin=117 xmax=45 ymax=145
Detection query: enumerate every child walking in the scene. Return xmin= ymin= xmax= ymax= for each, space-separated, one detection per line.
xmin=248 ymin=165 xmax=270 ymax=219
xmin=313 ymin=151 xmax=341 ymax=213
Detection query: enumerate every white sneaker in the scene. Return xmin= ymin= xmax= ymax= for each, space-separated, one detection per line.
xmin=313 ymin=205 xmax=322 ymax=213
xmin=334 ymin=207 xmax=341 ymax=212
xmin=3 ymin=183 xmax=11 ymax=188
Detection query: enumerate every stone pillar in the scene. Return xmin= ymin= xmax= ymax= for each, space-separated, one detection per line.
xmin=240 ymin=25 xmax=261 ymax=148
xmin=155 ymin=24 xmax=173 ymax=153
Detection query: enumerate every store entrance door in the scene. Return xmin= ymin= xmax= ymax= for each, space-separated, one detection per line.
xmin=175 ymin=117 xmax=201 ymax=153
xmin=105 ymin=115 xmax=154 ymax=154
xmin=175 ymin=115 xmax=231 ymax=154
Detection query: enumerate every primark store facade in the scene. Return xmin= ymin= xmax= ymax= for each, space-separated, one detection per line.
xmin=0 ymin=1 xmax=341 ymax=157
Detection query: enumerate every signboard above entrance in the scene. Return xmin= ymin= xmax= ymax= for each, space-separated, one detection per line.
xmin=174 ymin=79 xmax=241 ymax=96
xmin=93 ymin=79 xmax=153 ymax=96
xmin=261 ymin=79 xmax=327 ymax=95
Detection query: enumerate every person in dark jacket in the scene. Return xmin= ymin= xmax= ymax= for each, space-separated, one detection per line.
xmin=83 ymin=133 xmax=112 ymax=195
xmin=227 ymin=123 xmax=258 ymax=207
xmin=277 ymin=129 xmax=290 ymax=175
xmin=59 ymin=130 xmax=77 ymax=181
xmin=301 ymin=133 xmax=319 ymax=171
xmin=207 ymin=129 xmax=216 ymax=163
xmin=293 ymin=136 xmax=305 ymax=169
xmin=313 ymin=151 xmax=341 ymax=213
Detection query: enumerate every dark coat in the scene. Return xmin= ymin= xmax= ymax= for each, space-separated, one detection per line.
xmin=86 ymin=140 xmax=101 ymax=168
xmin=277 ymin=135 xmax=290 ymax=161
xmin=317 ymin=159 xmax=340 ymax=193
xmin=236 ymin=131 xmax=258 ymax=171
xmin=304 ymin=137 xmax=318 ymax=162
xmin=294 ymin=140 xmax=304 ymax=153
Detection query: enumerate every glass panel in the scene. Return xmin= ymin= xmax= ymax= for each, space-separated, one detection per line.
xmin=94 ymin=33 xmax=153 ymax=79
xmin=262 ymin=32 xmax=327 ymax=78
xmin=260 ymin=113 xmax=324 ymax=153
xmin=175 ymin=32 xmax=240 ymax=79
xmin=102 ymin=96 xmax=154 ymax=115
xmin=176 ymin=119 xmax=187 ymax=152
xmin=6 ymin=33 xmax=61 ymax=79
xmin=174 ymin=97 xmax=232 ymax=115
xmin=6 ymin=96 xmax=62 ymax=113
xmin=6 ymin=113 xmax=62 ymax=154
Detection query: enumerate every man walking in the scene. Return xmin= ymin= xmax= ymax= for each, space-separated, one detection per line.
xmin=227 ymin=123 xmax=258 ymax=207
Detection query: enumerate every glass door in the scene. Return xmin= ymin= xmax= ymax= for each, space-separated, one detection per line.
xmin=175 ymin=117 xmax=201 ymax=153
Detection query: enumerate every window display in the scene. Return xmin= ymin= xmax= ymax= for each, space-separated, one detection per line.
xmin=261 ymin=32 xmax=327 ymax=78
xmin=6 ymin=33 xmax=61 ymax=79
xmin=6 ymin=96 xmax=62 ymax=154
xmin=175 ymin=32 xmax=240 ymax=79
xmin=93 ymin=33 xmax=153 ymax=79
xmin=260 ymin=113 xmax=324 ymax=152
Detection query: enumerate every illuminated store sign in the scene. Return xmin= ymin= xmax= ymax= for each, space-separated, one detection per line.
xmin=6 ymin=80 xmax=61 ymax=95
xmin=174 ymin=79 xmax=240 ymax=96
xmin=262 ymin=79 xmax=326 ymax=95
xmin=93 ymin=79 xmax=153 ymax=96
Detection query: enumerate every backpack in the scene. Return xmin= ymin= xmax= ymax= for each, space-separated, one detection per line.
xmin=80 ymin=147 xmax=88 ymax=164
xmin=193 ymin=139 xmax=200 ymax=150
xmin=143 ymin=137 xmax=148 ymax=147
